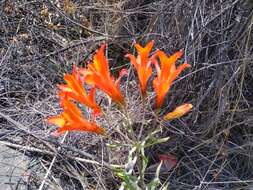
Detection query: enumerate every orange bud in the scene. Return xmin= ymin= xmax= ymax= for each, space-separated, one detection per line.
xmin=163 ymin=103 xmax=193 ymax=120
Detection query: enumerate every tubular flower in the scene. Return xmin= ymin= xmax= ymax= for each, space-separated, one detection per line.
xmin=163 ymin=103 xmax=193 ymax=120
xmin=152 ymin=50 xmax=191 ymax=108
xmin=79 ymin=44 xmax=126 ymax=105
xmin=125 ymin=40 xmax=154 ymax=95
xmin=47 ymin=99 xmax=105 ymax=135
xmin=58 ymin=66 xmax=101 ymax=116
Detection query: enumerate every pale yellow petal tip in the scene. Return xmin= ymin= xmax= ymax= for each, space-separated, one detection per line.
xmin=47 ymin=116 xmax=65 ymax=126
xmin=163 ymin=103 xmax=193 ymax=121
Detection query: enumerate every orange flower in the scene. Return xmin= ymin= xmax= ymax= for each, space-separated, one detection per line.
xmin=152 ymin=50 xmax=190 ymax=108
xmin=47 ymin=99 xmax=105 ymax=135
xmin=125 ymin=41 xmax=154 ymax=95
xmin=163 ymin=103 xmax=193 ymax=120
xmin=58 ymin=65 xmax=101 ymax=116
xmin=79 ymin=44 xmax=126 ymax=105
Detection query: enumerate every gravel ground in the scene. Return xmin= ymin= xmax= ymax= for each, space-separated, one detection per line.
xmin=0 ymin=145 xmax=26 ymax=190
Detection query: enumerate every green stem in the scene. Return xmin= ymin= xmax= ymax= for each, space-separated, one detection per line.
xmin=137 ymin=146 xmax=145 ymax=188
xmin=122 ymin=105 xmax=136 ymax=141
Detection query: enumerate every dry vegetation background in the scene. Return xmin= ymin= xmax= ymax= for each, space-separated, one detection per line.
xmin=0 ymin=0 xmax=253 ymax=189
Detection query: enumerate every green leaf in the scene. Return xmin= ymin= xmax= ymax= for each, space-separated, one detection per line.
xmin=147 ymin=178 xmax=160 ymax=190
xmin=144 ymin=129 xmax=161 ymax=141
xmin=143 ymin=129 xmax=170 ymax=148
xmin=116 ymin=169 xmax=141 ymax=190
xmin=140 ymin=143 xmax=149 ymax=179
xmin=145 ymin=136 xmax=170 ymax=148
xmin=147 ymin=161 xmax=163 ymax=190
xmin=106 ymin=141 xmax=129 ymax=148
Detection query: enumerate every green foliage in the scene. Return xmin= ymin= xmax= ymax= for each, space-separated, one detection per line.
xmin=113 ymin=128 xmax=170 ymax=189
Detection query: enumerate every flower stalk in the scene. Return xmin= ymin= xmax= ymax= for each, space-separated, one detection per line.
xmin=47 ymin=41 xmax=193 ymax=189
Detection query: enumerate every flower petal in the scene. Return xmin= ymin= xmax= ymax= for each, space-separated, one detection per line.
xmin=172 ymin=63 xmax=191 ymax=81
xmin=126 ymin=41 xmax=154 ymax=96
xmin=47 ymin=116 xmax=66 ymax=127
xmin=115 ymin=68 xmax=128 ymax=87
xmin=93 ymin=44 xmax=110 ymax=77
xmin=48 ymin=99 xmax=105 ymax=136
xmin=81 ymin=44 xmax=125 ymax=105
xmin=134 ymin=40 xmax=154 ymax=56
xmin=153 ymin=49 xmax=190 ymax=108
xmin=125 ymin=54 xmax=138 ymax=69
xmin=58 ymin=84 xmax=73 ymax=92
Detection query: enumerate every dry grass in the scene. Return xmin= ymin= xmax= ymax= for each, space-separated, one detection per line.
xmin=0 ymin=0 xmax=253 ymax=189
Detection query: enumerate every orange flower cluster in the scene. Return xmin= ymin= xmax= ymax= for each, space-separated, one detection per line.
xmin=48 ymin=44 xmax=126 ymax=135
xmin=48 ymin=41 xmax=193 ymax=136
xmin=126 ymin=41 xmax=192 ymax=118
